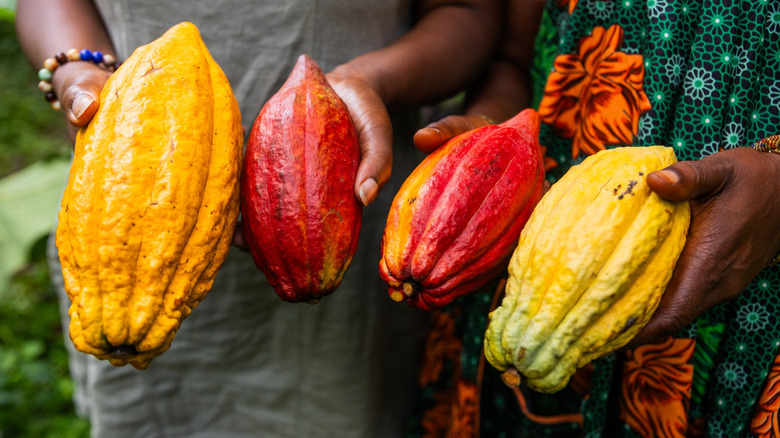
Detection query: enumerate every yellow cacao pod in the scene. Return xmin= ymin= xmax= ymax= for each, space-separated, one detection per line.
xmin=484 ymin=146 xmax=690 ymax=393
xmin=55 ymin=22 xmax=243 ymax=369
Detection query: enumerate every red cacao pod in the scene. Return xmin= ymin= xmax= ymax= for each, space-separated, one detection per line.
xmin=240 ymin=54 xmax=362 ymax=303
xmin=379 ymin=109 xmax=545 ymax=310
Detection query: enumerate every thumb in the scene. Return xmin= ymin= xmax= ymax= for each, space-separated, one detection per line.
xmin=231 ymin=219 xmax=249 ymax=253
xmin=413 ymin=115 xmax=492 ymax=154
xmin=646 ymin=156 xmax=729 ymax=202
xmin=344 ymin=87 xmax=393 ymax=206
xmin=354 ymin=127 xmax=393 ymax=206
xmin=326 ymin=74 xmax=394 ymax=207
xmin=60 ymin=86 xmax=100 ymax=127
xmin=52 ymin=62 xmax=111 ymax=128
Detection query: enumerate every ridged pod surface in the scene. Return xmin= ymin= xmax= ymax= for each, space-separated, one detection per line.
xmin=56 ymin=22 xmax=243 ymax=369
xmin=484 ymin=146 xmax=691 ymax=393
xmin=240 ymin=54 xmax=362 ymax=303
xmin=379 ymin=109 xmax=545 ymax=310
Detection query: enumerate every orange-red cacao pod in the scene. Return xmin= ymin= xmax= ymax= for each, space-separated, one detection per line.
xmin=240 ymin=54 xmax=362 ymax=303
xmin=379 ymin=109 xmax=545 ymax=310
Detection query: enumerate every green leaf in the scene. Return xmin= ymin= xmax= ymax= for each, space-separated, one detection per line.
xmin=0 ymin=1 xmax=12 ymax=22
xmin=0 ymin=159 xmax=70 ymax=294
xmin=19 ymin=339 xmax=45 ymax=360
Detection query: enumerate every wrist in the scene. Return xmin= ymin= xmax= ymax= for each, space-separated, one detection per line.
xmin=329 ymin=60 xmax=388 ymax=106
xmin=750 ymin=135 xmax=780 ymax=267
xmin=52 ymin=62 xmax=115 ymax=128
xmin=37 ymin=48 xmax=120 ymax=111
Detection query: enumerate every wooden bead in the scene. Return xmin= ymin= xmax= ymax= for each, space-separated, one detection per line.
xmin=103 ymin=54 xmax=116 ymax=66
xmin=39 ymin=49 xmax=122 ymax=113
xmin=37 ymin=67 xmax=52 ymax=82
xmin=67 ymin=48 xmax=81 ymax=61
xmin=38 ymin=80 xmax=53 ymax=93
xmin=43 ymin=57 xmax=59 ymax=72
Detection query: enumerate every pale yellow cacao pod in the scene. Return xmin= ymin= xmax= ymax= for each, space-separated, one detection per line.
xmin=484 ymin=146 xmax=690 ymax=393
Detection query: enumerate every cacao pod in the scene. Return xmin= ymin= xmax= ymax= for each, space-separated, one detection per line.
xmin=379 ymin=109 xmax=545 ymax=310
xmin=56 ymin=22 xmax=243 ymax=369
xmin=484 ymin=146 xmax=691 ymax=393
xmin=240 ymin=54 xmax=362 ymax=303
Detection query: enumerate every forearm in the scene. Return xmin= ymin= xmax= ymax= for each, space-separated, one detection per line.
xmin=329 ymin=0 xmax=501 ymax=109
xmin=17 ymin=0 xmax=117 ymax=132
xmin=464 ymin=62 xmax=533 ymax=123
xmin=464 ymin=0 xmax=544 ymax=122
xmin=16 ymin=0 xmax=115 ymax=67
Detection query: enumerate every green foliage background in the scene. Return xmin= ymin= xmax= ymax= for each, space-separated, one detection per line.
xmin=0 ymin=3 xmax=91 ymax=437
xmin=0 ymin=15 xmax=70 ymax=177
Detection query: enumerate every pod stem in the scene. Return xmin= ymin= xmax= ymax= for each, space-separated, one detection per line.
xmin=501 ymin=368 xmax=522 ymax=388
xmin=402 ymin=280 xmax=422 ymax=298
xmin=108 ymin=344 xmax=138 ymax=359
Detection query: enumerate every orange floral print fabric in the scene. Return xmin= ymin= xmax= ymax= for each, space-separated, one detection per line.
xmin=538 ymin=24 xmax=651 ymax=158
xmin=421 ymin=381 xmax=478 ymax=438
xmin=418 ymin=310 xmax=480 ymax=436
xmin=419 ymin=310 xmax=463 ymax=387
xmin=619 ymin=337 xmax=695 ymax=438
xmin=557 ymin=0 xmax=578 ymax=14
xmin=421 ymin=387 xmax=455 ymax=437
xmin=751 ymin=350 xmax=780 ymax=437
xmin=451 ymin=380 xmax=479 ymax=437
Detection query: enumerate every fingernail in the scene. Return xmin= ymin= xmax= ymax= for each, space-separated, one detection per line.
xmin=416 ymin=127 xmax=439 ymax=137
xmin=655 ymin=169 xmax=680 ymax=186
xmin=72 ymin=94 xmax=95 ymax=120
xmin=359 ymin=178 xmax=379 ymax=206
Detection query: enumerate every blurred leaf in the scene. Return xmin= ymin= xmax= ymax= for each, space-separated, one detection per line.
xmin=0 ymin=15 xmax=71 ymax=179
xmin=0 ymin=254 xmax=89 ymax=437
xmin=19 ymin=339 xmax=45 ymax=360
xmin=0 ymin=5 xmax=88 ymax=436
xmin=0 ymin=159 xmax=70 ymax=294
xmin=0 ymin=0 xmax=14 ymax=21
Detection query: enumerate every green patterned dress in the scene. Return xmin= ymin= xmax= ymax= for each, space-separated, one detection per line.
xmin=407 ymin=1 xmax=780 ymax=437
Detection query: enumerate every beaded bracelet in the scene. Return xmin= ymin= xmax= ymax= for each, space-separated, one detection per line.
xmin=751 ymin=134 xmax=780 ymax=266
xmin=37 ymin=49 xmax=121 ymax=111
xmin=751 ymin=135 xmax=780 ymax=154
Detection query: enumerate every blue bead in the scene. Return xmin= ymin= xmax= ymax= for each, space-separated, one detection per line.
xmin=80 ymin=49 xmax=92 ymax=61
xmin=92 ymin=51 xmax=104 ymax=64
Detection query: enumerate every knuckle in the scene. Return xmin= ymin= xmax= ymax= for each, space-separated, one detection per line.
xmin=657 ymin=311 xmax=691 ymax=336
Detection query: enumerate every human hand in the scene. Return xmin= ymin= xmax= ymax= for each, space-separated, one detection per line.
xmin=231 ymin=220 xmax=249 ymax=252
xmin=324 ymin=73 xmax=394 ymax=207
xmin=413 ymin=114 xmax=494 ymax=154
xmin=625 ymin=147 xmax=780 ymax=348
xmin=235 ymin=72 xmax=391 ymax=251
xmin=51 ymin=61 xmax=112 ymax=142
xmin=49 ymin=60 xmax=255 ymax=255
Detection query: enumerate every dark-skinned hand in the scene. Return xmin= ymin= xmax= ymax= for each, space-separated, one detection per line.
xmin=50 ymin=63 xmax=400 ymax=251
xmin=51 ymin=61 xmax=111 ymax=142
xmin=235 ymin=74 xmax=395 ymax=252
xmin=325 ymin=72 xmax=394 ymax=207
xmin=48 ymin=63 xmax=264 ymax=251
xmin=626 ymin=146 xmax=780 ymax=348
xmin=413 ymin=113 xmax=553 ymax=199
xmin=417 ymin=116 xmax=780 ymax=350
xmin=413 ymin=114 xmax=494 ymax=153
